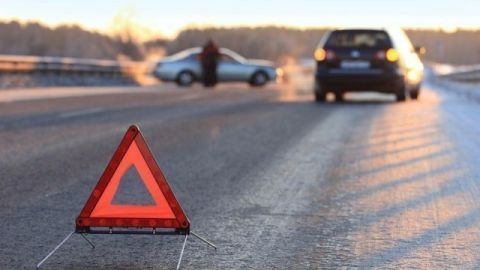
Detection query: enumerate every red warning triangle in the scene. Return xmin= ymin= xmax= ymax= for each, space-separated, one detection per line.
xmin=76 ymin=125 xmax=190 ymax=231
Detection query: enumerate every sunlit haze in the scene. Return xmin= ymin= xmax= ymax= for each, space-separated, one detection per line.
xmin=0 ymin=0 xmax=478 ymax=39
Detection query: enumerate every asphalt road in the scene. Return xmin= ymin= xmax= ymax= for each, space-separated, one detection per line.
xmin=1 ymin=74 xmax=480 ymax=269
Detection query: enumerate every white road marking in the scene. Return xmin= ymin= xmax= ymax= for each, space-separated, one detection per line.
xmin=59 ymin=107 xmax=103 ymax=118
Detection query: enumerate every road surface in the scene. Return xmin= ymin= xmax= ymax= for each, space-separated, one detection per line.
xmin=1 ymin=75 xmax=480 ymax=269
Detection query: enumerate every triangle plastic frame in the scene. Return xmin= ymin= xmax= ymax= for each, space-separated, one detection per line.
xmin=76 ymin=125 xmax=190 ymax=233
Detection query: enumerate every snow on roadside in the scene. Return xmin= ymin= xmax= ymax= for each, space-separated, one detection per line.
xmin=427 ymin=64 xmax=480 ymax=101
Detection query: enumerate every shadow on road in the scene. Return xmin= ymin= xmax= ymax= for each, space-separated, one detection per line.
xmin=267 ymin=89 xmax=480 ymax=268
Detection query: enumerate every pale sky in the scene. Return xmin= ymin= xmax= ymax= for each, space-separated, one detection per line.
xmin=0 ymin=0 xmax=478 ymax=38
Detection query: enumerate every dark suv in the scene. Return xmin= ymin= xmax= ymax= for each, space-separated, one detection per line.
xmin=314 ymin=28 xmax=424 ymax=102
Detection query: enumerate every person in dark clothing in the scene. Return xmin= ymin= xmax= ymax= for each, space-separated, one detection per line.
xmin=199 ymin=39 xmax=220 ymax=87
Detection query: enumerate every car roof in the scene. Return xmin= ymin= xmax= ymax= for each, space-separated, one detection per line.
xmin=177 ymin=47 xmax=238 ymax=54
xmin=165 ymin=47 xmax=246 ymax=62
xmin=331 ymin=26 xmax=403 ymax=33
xmin=333 ymin=27 xmax=386 ymax=32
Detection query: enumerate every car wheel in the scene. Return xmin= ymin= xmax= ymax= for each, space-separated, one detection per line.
xmin=395 ymin=84 xmax=407 ymax=102
xmin=334 ymin=92 xmax=344 ymax=102
xmin=410 ymin=86 xmax=420 ymax=100
xmin=176 ymin=71 xmax=195 ymax=87
xmin=250 ymin=71 xmax=268 ymax=87
xmin=314 ymin=81 xmax=326 ymax=102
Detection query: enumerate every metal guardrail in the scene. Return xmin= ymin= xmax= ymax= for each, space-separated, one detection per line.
xmin=0 ymin=54 xmax=146 ymax=76
xmin=434 ymin=63 xmax=480 ymax=83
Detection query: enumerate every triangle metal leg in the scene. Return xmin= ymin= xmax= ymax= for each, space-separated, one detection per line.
xmin=36 ymin=229 xmax=215 ymax=269
xmin=191 ymin=231 xmax=217 ymax=250
xmin=80 ymin=233 xmax=95 ymax=249
xmin=176 ymin=234 xmax=188 ymax=270
xmin=36 ymin=231 xmax=74 ymax=269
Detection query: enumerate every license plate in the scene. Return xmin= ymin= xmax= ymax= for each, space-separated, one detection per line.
xmin=340 ymin=60 xmax=370 ymax=69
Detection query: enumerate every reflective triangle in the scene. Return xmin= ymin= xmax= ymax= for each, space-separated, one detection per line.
xmin=76 ymin=125 xmax=189 ymax=230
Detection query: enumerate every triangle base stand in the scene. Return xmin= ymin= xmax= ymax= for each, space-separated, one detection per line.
xmin=36 ymin=228 xmax=216 ymax=270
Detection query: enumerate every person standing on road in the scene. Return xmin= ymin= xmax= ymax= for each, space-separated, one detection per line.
xmin=199 ymin=39 xmax=220 ymax=87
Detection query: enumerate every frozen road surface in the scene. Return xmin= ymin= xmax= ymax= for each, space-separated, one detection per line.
xmin=1 ymin=77 xmax=480 ymax=269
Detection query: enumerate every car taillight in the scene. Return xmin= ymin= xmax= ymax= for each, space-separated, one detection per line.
xmin=386 ymin=48 xmax=399 ymax=62
xmin=375 ymin=50 xmax=386 ymax=60
xmin=326 ymin=50 xmax=335 ymax=60
xmin=314 ymin=48 xmax=335 ymax=61
xmin=314 ymin=48 xmax=326 ymax=61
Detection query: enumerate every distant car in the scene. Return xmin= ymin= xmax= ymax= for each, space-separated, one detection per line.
xmin=154 ymin=48 xmax=278 ymax=87
xmin=314 ymin=27 xmax=424 ymax=102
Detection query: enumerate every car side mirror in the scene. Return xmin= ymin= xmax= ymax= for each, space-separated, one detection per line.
xmin=414 ymin=45 xmax=426 ymax=56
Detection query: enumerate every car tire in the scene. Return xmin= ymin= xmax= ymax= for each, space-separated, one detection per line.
xmin=314 ymin=81 xmax=326 ymax=102
xmin=395 ymin=84 xmax=407 ymax=102
xmin=176 ymin=71 xmax=195 ymax=87
xmin=250 ymin=71 xmax=268 ymax=87
xmin=334 ymin=92 xmax=344 ymax=102
xmin=410 ymin=86 xmax=420 ymax=100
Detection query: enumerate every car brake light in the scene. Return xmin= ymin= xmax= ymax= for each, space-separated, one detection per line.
xmin=314 ymin=48 xmax=336 ymax=62
xmin=375 ymin=50 xmax=386 ymax=60
xmin=326 ymin=50 xmax=335 ymax=60
xmin=314 ymin=48 xmax=326 ymax=61
xmin=386 ymin=48 xmax=399 ymax=62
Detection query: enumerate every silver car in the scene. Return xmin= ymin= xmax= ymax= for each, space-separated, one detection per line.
xmin=154 ymin=47 xmax=278 ymax=87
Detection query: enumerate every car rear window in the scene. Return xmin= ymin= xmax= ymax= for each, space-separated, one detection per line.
xmin=325 ymin=30 xmax=392 ymax=48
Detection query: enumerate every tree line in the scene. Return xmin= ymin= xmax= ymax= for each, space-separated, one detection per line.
xmin=1 ymin=21 xmax=479 ymax=65
xmin=0 ymin=21 xmax=143 ymax=60
xmin=167 ymin=27 xmax=480 ymax=65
